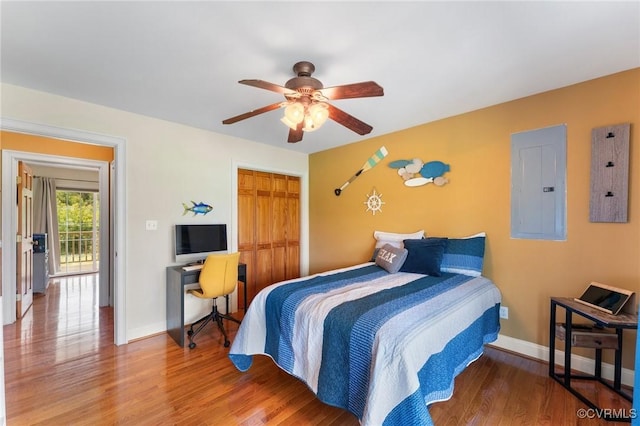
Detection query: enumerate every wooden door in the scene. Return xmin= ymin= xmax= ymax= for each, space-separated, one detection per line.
xmin=17 ymin=161 xmax=34 ymax=318
xmin=238 ymin=169 xmax=300 ymax=308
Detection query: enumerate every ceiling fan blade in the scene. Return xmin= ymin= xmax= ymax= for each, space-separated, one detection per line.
xmin=318 ymin=81 xmax=384 ymax=100
xmin=288 ymin=122 xmax=304 ymax=143
xmin=239 ymin=79 xmax=298 ymax=97
xmin=327 ymin=104 xmax=374 ymax=135
xmin=222 ymin=102 xmax=284 ymax=125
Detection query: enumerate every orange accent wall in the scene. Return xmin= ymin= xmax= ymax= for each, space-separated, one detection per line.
xmin=0 ymin=131 xmax=114 ymax=161
xmin=310 ymin=68 xmax=639 ymax=366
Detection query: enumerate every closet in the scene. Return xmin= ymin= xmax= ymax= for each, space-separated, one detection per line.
xmin=237 ymin=169 xmax=300 ymax=308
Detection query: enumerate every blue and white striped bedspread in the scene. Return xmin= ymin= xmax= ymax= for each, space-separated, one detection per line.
xmin=229 ymin=263 xmax=501 ymax=426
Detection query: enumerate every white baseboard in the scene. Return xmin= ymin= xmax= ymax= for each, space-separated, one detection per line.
xmin=490 ymin=334 xmax=634 ymax=387
xmin=127 ymin=321 xmax=166 ymax=343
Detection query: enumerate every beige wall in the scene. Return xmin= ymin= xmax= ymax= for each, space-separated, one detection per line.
xmin=310 ymin=68 xmax=640 ymax=368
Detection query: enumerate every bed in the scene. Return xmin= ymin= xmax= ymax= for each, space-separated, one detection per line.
xmin=229 ymin=233 xmax=501 ymax=426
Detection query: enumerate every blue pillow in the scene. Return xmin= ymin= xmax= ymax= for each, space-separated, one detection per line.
xmin=399 ymin=238 xmax=448 ymax=276
xmin=439 ymin=234 xmax=486 ymax=276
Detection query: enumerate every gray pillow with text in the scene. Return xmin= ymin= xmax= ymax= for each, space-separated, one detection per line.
xmin=375 ymin=243 xmax=408 ymax=273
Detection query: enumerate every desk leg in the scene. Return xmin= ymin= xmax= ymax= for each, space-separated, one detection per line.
xmin=549 ymin=300 xmax=556 ymax=377
xmin=166 ymin=268 xmax=186 ymax=347
xmin=564 ymin=308 xmax=572 ymax=386
xmin=614 ymin=328 xmax=623 ymax=390
xmin=594 ymin=348 xmax=602 ymax=378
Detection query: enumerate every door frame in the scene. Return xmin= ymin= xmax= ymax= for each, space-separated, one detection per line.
xmin=1 ymin=117 xmax=127 ymax=345
xmin=7 ymin=152 xmax=109 ymax=311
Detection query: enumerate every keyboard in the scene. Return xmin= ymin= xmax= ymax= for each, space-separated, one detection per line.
xmin=182 ymin=264 xmax=203 ymax=271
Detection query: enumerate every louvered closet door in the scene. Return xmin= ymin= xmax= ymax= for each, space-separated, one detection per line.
xmin=255 ymin=172 xmax=274 ymax=296
xmin=285 ymin=177 xmax=300 ymax=280
xmin=237 ymin=169 xmax=300 ymax=309
xmin=237 ymin=170 xmax=256 ymax=309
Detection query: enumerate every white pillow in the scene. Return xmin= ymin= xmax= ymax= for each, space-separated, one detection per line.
xmin=373 ymin=229 xmax=425 ymax=249
xmin=461 ymin=232 xmax=486 ymax=239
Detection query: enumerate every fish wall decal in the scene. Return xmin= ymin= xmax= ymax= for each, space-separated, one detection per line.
xmin=182 ymin=201 xmax=213 ymax=216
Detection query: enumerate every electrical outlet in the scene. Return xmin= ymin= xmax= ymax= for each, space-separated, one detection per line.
xmin=499 ymin=306 xmax=509 ymax=319
xmin=145 ymin=220 xmax=158 ymax=231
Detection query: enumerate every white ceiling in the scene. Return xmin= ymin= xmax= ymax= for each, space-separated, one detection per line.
xmin=2 ymin=1 xmax=639 ymax=154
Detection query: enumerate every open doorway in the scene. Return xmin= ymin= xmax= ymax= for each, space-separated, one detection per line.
xmin=0 ymin=118 xmax=127 ymax=345
xmin=4 ymin=155 xmax=110 ymax=320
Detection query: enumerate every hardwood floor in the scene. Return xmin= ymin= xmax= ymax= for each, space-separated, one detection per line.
xmin=4 ymin=274 xmax=633 ymax=425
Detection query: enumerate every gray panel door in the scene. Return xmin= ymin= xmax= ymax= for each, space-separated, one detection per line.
xmin=511 ymin=124 xmax=567 ymax=240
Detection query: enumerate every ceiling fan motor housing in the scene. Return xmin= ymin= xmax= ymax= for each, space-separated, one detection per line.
xmin=285 ymin=61 xmax=323 ymax=94
xmin=293 ymin=61 xmax=314 ymax=75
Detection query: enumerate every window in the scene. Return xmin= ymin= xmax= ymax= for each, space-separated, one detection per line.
xmin=56 ymin=190 xmax=100 ymax=274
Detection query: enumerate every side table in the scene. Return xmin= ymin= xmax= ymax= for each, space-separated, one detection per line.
xmin=549 ymin=297 xmax=637 ymax=422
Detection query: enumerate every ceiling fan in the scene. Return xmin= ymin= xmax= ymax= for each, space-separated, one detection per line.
xmin=222 ymin=61 xmax=384 ymax=143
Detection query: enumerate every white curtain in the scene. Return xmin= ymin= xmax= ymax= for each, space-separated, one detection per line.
xmin=33 ymin=177 xmax=60 ymax=275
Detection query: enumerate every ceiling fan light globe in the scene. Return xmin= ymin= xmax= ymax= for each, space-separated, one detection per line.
xmin=280 ymin=116 xmax=299 ymax=130
xmin=302 ymin=116 xmax=317 ymax=132
xmin=284 ymin=102 xmax=305 ymax=124
xmin=308 ymin=102 xmax=329 ymax=126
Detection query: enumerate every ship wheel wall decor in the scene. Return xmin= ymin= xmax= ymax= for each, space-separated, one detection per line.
xmin=364 ymin=188 xmax=384 ymax=215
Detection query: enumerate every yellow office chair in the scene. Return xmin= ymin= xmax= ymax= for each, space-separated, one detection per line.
xmin=186 ymin=252 xmax=241 ymax=349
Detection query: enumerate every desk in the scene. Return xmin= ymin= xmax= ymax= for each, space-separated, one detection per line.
xmin=166 ymin=263 xmax=246 ymax=347
xmin=549 ymin=297 xmax=637 ymax=421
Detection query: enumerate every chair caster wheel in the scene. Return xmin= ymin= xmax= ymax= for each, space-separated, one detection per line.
xmin=187 ymin=330 xmax=193 ymax=336
xmin=224 ymin=340 xmax=230 ymax=348
xmin=189 ymin=342 xmax=196 ymax=349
